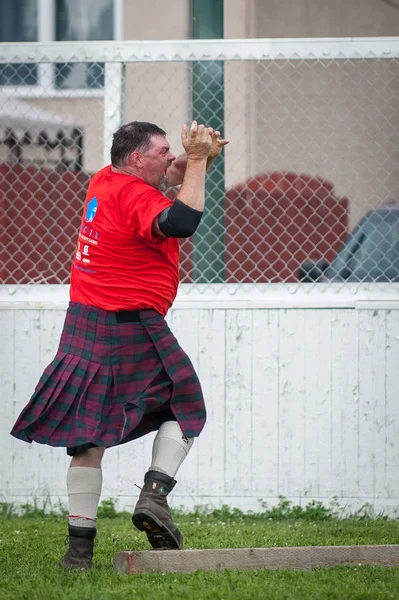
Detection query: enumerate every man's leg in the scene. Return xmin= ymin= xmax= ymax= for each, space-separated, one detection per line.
xmin=132 ymin=421 xmax=193 ymax=550
xmin=59 ymin=447 xmax=105 ymax=569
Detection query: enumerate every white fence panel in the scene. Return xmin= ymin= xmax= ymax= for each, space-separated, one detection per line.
xmin=1 ymin=286 xmax=398 ymax=517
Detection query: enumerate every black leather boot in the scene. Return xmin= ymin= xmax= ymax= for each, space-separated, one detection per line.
xmin=58 ymin=524 xmax=96 ymax=569
xmin=132 ymin=470 xmax=183 ymax=550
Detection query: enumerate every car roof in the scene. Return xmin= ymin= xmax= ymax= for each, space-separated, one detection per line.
xmin=360 ymin=204 xmax=399 ymax=225
xmin=369 ymin=202 xmax=399 ymax=215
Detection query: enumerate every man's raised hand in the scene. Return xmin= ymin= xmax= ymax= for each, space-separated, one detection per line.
xmin=181 ymin=121 xmax=212 ymax=160
xmin=207 ymin=129 xmax=229 ymax=159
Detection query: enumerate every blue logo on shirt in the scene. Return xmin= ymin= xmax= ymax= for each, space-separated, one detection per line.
xmin=85 ymin=197 xmax=98 ymax=222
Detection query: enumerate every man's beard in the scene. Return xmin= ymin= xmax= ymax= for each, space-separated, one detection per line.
xmin=158 ymin=176 xmax=169 ymax=193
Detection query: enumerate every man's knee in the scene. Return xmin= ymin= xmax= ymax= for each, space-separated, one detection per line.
xmin=70 ymin=447 xmax=105 ymax=468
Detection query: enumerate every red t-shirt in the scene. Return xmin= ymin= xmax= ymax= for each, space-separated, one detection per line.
xmin=70 ymin=165 xmax=179 ymax=316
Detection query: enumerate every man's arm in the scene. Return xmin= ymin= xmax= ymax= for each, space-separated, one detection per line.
xmin=166 ymin=129 xmax=229 ymax=187
xmin=165 ymin=153 xmax=188 ymax=187
xmin=152 ymin=121 xmax=212 ymax=238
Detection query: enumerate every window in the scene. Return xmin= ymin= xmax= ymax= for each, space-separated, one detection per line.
xmin=55 ymin=0 xmax=114 ymax=89
xmin=0 ymin=0 xmax=38 ymax=85
xmin=0 ymin=0 xmax=122 ymax=91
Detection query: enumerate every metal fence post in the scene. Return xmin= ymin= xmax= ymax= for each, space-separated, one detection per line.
xmin=103 ymin=61 xmax=125 ymax=166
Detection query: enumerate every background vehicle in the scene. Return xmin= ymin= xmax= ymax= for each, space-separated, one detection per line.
xmin=299 ymin=203 xmax=399 ymax=282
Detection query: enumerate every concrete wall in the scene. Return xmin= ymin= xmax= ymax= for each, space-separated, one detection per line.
xmin=1 ymin=285 xmax=398 ymax=516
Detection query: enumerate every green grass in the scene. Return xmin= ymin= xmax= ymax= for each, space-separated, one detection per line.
xmin=0 ymin=509 xmax=398 ymax=600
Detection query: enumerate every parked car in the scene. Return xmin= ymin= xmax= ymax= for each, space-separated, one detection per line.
xmin=299 ymin=203 xmax=399 ymax=282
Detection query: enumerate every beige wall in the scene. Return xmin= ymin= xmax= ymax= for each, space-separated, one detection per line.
xmin=124 ymin=0 xmax=191 ymax=40
xmin=224 ymin=0 xmax=257 ymax=187
xmin=225 ymin=0 xmax=256 ymax=38
xmin=123 ymin=62 xmax=191 ymax=159
xmin=251 ymin=59 xmax=399 ymax=227
xmin=253 ymin=0 xmax=399 ymax=37
xmin=123 ymin=1 xmax=191 ymax=162
xmin=248 ymin=0 xmax=399 ymax=226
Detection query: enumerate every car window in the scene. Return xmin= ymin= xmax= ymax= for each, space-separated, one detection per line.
xmin=326 ymin=212 xmax=399 ymax=281
xmin=326 ymin=225 xmax=366 ymax=280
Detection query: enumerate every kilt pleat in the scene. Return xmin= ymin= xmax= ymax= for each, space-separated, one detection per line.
xmin=15 ymin=353 xmax=102 ymax=445
xmin=10 ymin=302 xmax=206 ymax=453
xmin=142 ymin=319 xmax=208 ymax=433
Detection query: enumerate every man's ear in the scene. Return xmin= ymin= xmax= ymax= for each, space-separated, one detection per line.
xmin=130 ymin=151 xmax=144 ymax=168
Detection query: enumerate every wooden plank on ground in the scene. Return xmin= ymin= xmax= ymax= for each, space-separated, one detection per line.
xmin=114 ymin=544 xmax=399 ymax=574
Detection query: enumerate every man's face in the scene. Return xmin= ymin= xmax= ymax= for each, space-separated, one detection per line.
xmin=140 ymin=135 xmax=176 ymax=190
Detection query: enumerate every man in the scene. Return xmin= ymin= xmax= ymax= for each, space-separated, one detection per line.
xmin=10 ymin=120 xmax=229 ymax=569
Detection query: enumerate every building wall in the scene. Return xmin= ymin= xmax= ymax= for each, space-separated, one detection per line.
xmin=251 ymin=0 xmax=399 ymax=227
xmin=124 ymin=0 xmax=191 ymax=40
xmin=253 ymin=0 xmax=399 ymax=37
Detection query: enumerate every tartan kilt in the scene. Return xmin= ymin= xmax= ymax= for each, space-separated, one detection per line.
xmin=10 ymin=302 xmax=206 ymax=455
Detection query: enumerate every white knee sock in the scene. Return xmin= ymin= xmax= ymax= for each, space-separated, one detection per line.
xmin=67 ymin=467 xmax=103 ymax=528
xmin=150 ymin=421 xmax=194 ymax=478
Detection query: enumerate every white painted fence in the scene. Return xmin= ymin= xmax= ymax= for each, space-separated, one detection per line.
xmin=1 ymin=284 xmax=399 ymax=517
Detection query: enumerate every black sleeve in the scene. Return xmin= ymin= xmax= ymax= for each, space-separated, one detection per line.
xmin=158 ymin=199 xmax=203 ymax=238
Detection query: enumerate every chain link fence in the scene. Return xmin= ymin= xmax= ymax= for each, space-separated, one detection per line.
xmin=1 ymin=40 xmax=399 ymax=289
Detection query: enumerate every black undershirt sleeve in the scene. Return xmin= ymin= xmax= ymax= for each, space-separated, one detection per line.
xmin=158 ymin=199 xmax=203 ymax=238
